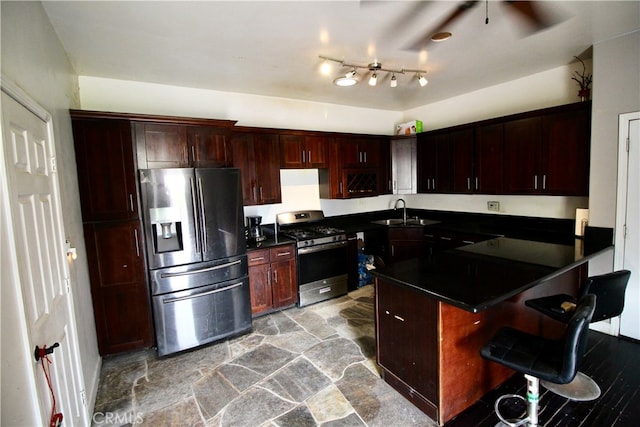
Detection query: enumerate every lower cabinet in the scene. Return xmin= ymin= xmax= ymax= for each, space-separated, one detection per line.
xmin=84 ymin=220 xmax=153 ymax=355
xmin=376 ymin=280 xmax=439 ymax=419
xmin=387 ymin=227 xmax=427 ymax=263
xmin=248 ymin=244 xmax=297 ymax=316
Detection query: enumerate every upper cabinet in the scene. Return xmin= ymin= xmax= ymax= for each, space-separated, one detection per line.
xmin=390 ymin=136 xmax=417 ymax=194
xmin=135 ymin=122 xmax=233 ymax=169
xmin=280 ymin=134 xmax=329 ymax=169
xmin=504 ymin=102 xmax=590 ymax=195
xmin=417 ymin=131 xmax=453 ymax=193
xmin=230 ymin=130 xmax=282 ymax=206
xmin=72 ymin=116 xmax=138 ymax=222
xmin=420 ymin=101 xmax=590 ymax=196
xmin=319 ymin=135 xmax=389 ymax=199
xmin=188 ymin=126 xmax=233 ymax=167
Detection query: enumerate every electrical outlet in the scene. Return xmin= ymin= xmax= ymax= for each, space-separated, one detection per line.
xmin=487 ymin=201 xmax=500 ymax=212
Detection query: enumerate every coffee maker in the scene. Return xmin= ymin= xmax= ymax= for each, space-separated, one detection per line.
xmin=246 ymin=215 xmax=266 ymax=244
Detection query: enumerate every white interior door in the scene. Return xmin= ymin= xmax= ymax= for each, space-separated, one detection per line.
xmin=616 ymin=112 xmax=640 ymax=340
xmin=1 ymin=90 xmax=87 ymax=425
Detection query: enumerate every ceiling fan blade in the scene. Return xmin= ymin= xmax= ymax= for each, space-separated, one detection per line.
xmin=503 ymin=0 xmax=557 ymax=33
xmin=404 ymin=1 xmax=480 ymax=51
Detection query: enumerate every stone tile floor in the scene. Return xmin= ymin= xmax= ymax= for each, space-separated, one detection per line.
xmin=92 ymin=285 xmax=437 ymax=427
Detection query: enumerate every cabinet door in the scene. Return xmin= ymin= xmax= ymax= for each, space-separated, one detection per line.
xmin=391 ymin=137 xmax=416 ymax=194
xmin=280 ymin=134 xmax=305 ymax=168
xmin=340 ymin=137 xmax=364 ymax=168
xmin=72 ymin=118 xmax=138 ymax=221
xmin=504 ymin=116 xmax=542 ymax=194
xmin=84 ymin=221 xmax=153 ymax=354
xmin=475 ymin=123 xmax=504 ymax=194
xmin=188 ymin=126 xmax=231 ymax=167
xmin=248 ymin=263 xmax=272 ymax=315
xmin=230 ymin=133 xmax=257 ymax=205
xmin=272 ymin=259 xmax=297 ymax=308
xmin=542 ymin=108 xmax=590 ymax=195
xmin=135 ymin=123 xmax=188 ymax=168
xmin=254 ymin=134 xmax=282 ymax=204
xmin=418 ymin=133 xmax=451 ymax=192
xmin=304 ymin=135 xmax=329 ymax=168
xmin=450 ymin=129 xmax=475 ymax=193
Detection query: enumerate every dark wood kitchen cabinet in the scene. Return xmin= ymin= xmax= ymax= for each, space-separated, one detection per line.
xmin=387 ymin=227 xmax=427 ymax=264
xmin=504 ymin=102 xmax=590 ymax=195
xmin=230 ymin=130 xmax=282 ymax=205
xmin=72 ymin=117 xmax=138 ymax=222
xmin=280 ymin=134 xmax=329 ymax=169
xmin=71 ymin=112 xmax=154 ymax=355
xmin=248 ymin=244 xmax=297 ymax=316
xmin=319 ymin=135 xmax=388 ymax=198
xmin=449 ymin=126 xmax=503 ymax=194
xmin=376 ymin=279 xmax=439 ymax=419
xmin=417 ymin=131 xmax=453 ymax=193
xmin=83 ymin=221 xmax=153 ymax=354
xmin=135 ymin=122 xmax=234 ymax=169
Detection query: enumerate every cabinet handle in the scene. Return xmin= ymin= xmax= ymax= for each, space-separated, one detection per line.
xmin=391 ymin=245 xmax=395 ymax=257
xmin=432 ymin=178 xmax=436 ymax=190
xmin=440 ymin=236 xmax=452 ymax=241
xmin=268 ymin=268 xmax=272 ymax=286
xmin=534 ymin=175 xmax=538 ymax=190
xmin=129 ymin=193 xmax=134 ymax=212
xmin=339 ymin=182 xmax=343 ymax=195
xmin=363 ymin=151 xmax=367 ymax=163
xmin=259 ymin=186 xmax=264 ymax=201
xmin=393 ymin=315 xmax=405 ymax=322
xmin=276 ymin=251 xmax=291 ymax=257
xmin=462 ymin=240 xmax=475 ymax=244
xmin=184 ymin=146 xmax=188 ymax=163
xmin=252 ymin=185 xmax=257 ymax=202
xmin=467 ymin=177 xmax=471 ymax=190
xmin=543 ymin=174 xmax=547 ymax=190
xmin=250 ymin=256 xmax=266 ymax=262
xmin=359 ymin=151 xmax=363 ymax=163
xmin=385 ymin=310 xmax=391 ymax=315
xmin=393 ymin=180 xmax=397 ymax=190
xmin=475 ymin=177 xmax=479 ymax=191
xmin=302 ymin=150 xmax=305 ymax=163
xmin=308 ymin=151 xmax=312 ymax=164
xmin=273 ymin=270 xmax=278 ymax=283
xmin=134 ymin=228 xmax=140 ymax=257
xmin=424 ymin=233 xmax=434 ymax=238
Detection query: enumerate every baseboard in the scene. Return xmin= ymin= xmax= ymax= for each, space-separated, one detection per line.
xmin=86 ymin=355 xmax=103 ymax=417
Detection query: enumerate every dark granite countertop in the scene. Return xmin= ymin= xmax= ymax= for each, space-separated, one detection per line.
xmin=370 ymin=235 xmax=613 ymax=313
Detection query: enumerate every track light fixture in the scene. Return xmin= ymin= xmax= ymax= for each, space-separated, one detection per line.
xmin=319 ymin=55 xmax=427 ymax=88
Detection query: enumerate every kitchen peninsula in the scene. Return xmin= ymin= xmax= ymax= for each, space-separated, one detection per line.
xmin=370 ymin=232 xmax=613 ymax=425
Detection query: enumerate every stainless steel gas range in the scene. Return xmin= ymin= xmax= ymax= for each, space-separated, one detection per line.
xmin=276 ymin=210 xmax=348 ymax=307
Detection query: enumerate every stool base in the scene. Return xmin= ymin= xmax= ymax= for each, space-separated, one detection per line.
xmin=541 ymin=371 xmax=601 ymax=401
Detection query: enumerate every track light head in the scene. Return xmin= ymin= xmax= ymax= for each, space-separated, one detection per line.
xmin=390 ymin=74 xmax=397 ymax=88
xmin=369 ymin=72 xmax=377 ymax=86
xmin=418 ymin=74 xmax=428 ymax=87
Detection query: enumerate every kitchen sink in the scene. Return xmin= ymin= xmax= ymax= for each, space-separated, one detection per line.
xmin=371 ymin=219 xmax=406 ymax=226
xmin=371 ymin=218 xmax=441 ymax=227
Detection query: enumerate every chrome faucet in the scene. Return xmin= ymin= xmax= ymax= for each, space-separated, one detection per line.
xmin=394 ymin=198 xmax=407 ymax=224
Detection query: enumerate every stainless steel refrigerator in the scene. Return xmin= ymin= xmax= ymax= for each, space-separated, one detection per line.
xmin=139 ymin=168 xmax=251 ymax=356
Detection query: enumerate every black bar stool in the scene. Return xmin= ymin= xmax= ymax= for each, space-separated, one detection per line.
xmin=481 ymin=294 xmax=596 ymax=427
xmin=525 ymin=270 xmax=631 ymax=400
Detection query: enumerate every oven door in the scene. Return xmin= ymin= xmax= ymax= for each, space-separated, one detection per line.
xmin=297 ymin=240 xmax=348 ymax=306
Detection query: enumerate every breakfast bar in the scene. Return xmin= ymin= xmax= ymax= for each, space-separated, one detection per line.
xmin=370 ymin=235 xmax=613 ymax=425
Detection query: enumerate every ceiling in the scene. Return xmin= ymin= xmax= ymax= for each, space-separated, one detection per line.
xmin=42 ymin=1 xmax=640 ymax=111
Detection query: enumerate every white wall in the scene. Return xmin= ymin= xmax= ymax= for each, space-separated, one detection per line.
xmin=1 ymin=1 xmax=100 ymax=422
xmin=588 ymin=30 xmax=640 ymax=279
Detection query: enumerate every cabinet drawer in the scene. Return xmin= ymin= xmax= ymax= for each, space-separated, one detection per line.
xmin=270 ymin=245 xmax=294 ymax=261
xmin=248 ymin=248 xmax=270 ymax=266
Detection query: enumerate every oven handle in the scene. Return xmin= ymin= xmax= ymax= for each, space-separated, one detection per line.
xmin=297 ymin=240 xmax=347 ymax=254
xmin=159 ymin=259 xmax=242 ymax=278
xmin=162 ymin=281 xmax=244 ymax=304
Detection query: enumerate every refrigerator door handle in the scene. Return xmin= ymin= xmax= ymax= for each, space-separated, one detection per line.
xmin=159 ymin=259 xmax=242 ymax=279
xmin=190 ymin=176 xmax=200 ymax=254
xmin=197 ymin=177 xmax=207 ymax=249
xmin=162 ymin=281 xmax=243 ymax=304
